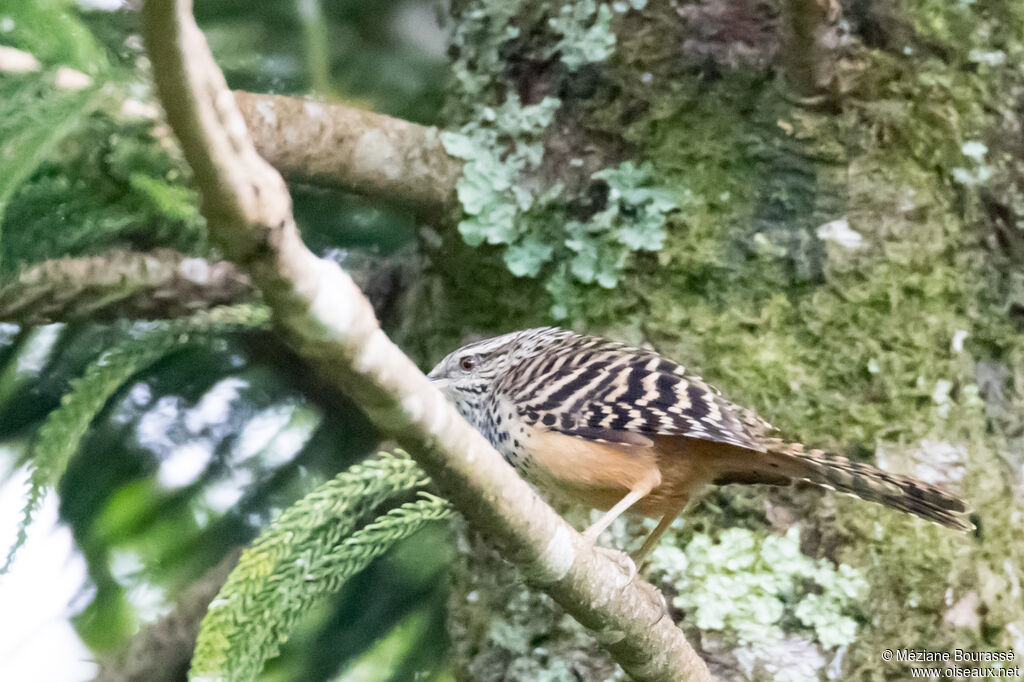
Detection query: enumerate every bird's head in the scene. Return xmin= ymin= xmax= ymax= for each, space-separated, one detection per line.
xmin=427 ymin=327 xmax=571 ymax=418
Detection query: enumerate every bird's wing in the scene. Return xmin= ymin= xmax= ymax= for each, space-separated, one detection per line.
xmin=512 ymin=346 xmax=771 ymax=452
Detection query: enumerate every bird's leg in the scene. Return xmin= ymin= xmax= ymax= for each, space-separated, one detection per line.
xmin=630 ymin=496 xmax=692 ymax=566
xmin=577 ymin=473 xmax=660 ymax=581
xmin=582 ymin=471 xmax=660 ymax=542
xmin=582 ymin=489 xmax=648 ymax=542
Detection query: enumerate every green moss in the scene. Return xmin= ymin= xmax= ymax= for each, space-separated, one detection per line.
xmin=617 ymin=3 xmax=1024 ymax=677
xmin=434 ymin=0 xmax=1024 ymax=678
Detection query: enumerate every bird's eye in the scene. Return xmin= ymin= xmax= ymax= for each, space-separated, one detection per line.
xmin=459 ymin=356 xmax=476 ymax=371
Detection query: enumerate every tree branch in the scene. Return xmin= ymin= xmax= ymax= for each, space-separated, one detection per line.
xmin=93 ymin=549 xmax=242 ymax=682
xmin=0 ymin=248 xmax=412 ymax=325
xmin=0 ymin=250 xmax=253 ymax=324
xmin=234 ymin=91 xmax=461 ymax=213
xmin=1 ymin=42 xmax=461 ymax=211
xmin=138 ymin=1 xmax=713 ymax=680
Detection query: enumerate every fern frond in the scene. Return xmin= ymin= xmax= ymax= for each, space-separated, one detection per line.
xmin=0 ymin=74 xmax=99 ymax=231
xmin=2 ymin=304 xmax=270 ymax=572
xmin=312 ymin=492 xmax=452 ymax=597
xmin=189 ymin=452 xmax=452 ymax=682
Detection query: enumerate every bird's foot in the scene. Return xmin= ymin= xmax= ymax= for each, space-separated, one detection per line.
xmin=637 ymin=580 xmax=669 ymax=623
xmin=592 ymin=545 xmax=638 ymax=583
xmin=592 ymin=546 xmax=667 ymax=619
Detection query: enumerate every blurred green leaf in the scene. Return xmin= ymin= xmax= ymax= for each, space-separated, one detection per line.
xmin=4 ymin=306 xmax=270 ymax=572
xmin=0 ymin=75 xmax=100 ymax=242
xmin=190 ymin=452 xmax=450 ymax=682
xmin=1 ymin=0 xmax=108 ymax=72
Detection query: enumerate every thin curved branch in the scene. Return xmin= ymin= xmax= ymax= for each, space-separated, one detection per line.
xmin=235 ymin=91 xmax=461 ymax=213
xmin=139 ymin=1 xmax=713 ymax=680
xmin=0 ymin=248 xmax=411 ymax=325
xmin=0 ymin=250 xmax=253 ymax=324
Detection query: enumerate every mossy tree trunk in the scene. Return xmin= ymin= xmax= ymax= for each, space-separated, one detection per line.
xmin=399 ymin=1 xmax=1024 ymax=679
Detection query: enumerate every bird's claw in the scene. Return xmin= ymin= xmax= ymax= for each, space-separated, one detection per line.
xmin=593 ymin=545 xmax=638 ymax=582
xmin=590 ymin=546 xmax=668 ymax=620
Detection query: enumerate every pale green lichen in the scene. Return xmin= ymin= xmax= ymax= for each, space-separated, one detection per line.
xmin=440 ymin=95 xmax=561 ymax=261
xmin=546 ymin=161 xmax=682 ymax=316
xmin=952 ymin=140 xmax=994 ymax=187
xmin=444 ymin=0 xmax=683 ymax=317
xmin=563 ymin=162 xmax=681 ymax=287
xmin=548 ymin=0 xmax=616 ymax=70
xmin=442 ymin=109 xmax=684 ymax=315
xmin=649 ymin=527 xmax=868 ymax=656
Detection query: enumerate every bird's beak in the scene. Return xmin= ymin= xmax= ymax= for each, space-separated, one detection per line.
xmin=427 ymin=365 xmax=448 ymax=390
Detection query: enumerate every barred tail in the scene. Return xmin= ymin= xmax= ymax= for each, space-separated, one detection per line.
xmin=757 ymin=443 xmax=974 ymax=531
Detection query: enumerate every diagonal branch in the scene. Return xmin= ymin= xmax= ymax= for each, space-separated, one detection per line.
xmin=138 ymin=1 xmax=713 ymax=680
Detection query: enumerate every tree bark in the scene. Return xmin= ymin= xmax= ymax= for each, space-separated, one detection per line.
xmin=234 ymin=91 xmax=460 ymax=214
